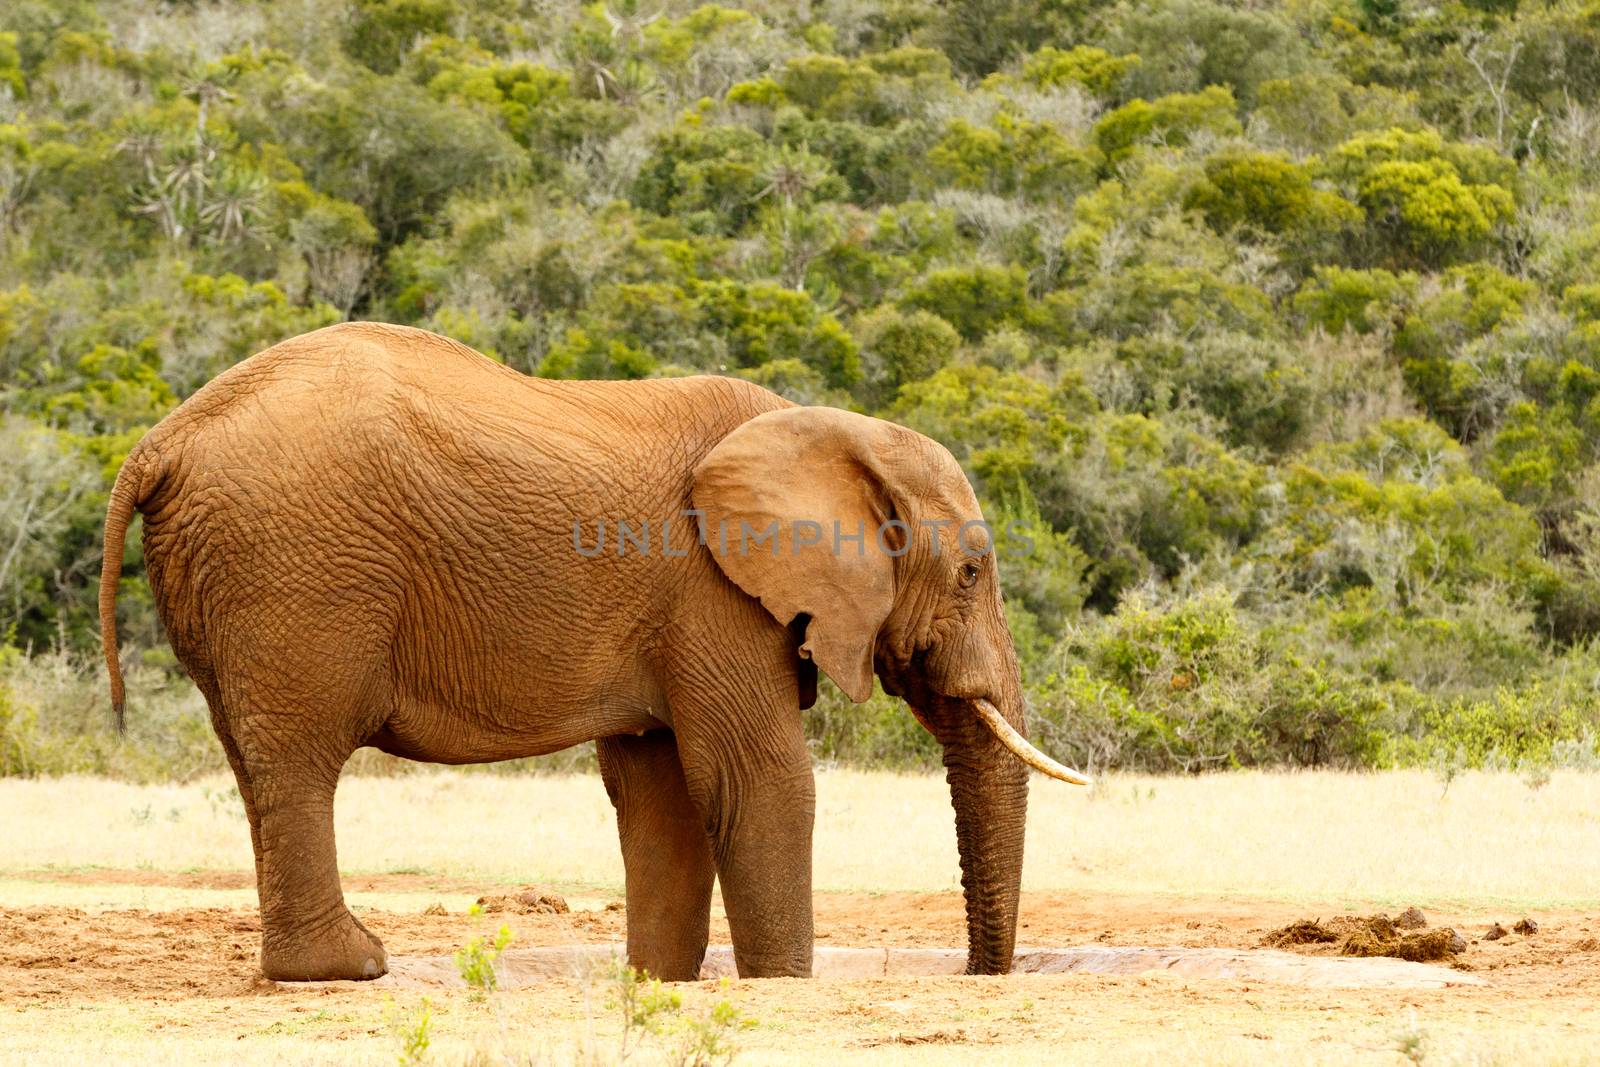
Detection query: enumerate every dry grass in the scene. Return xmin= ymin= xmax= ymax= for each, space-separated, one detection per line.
xmin=3 ymin=769 xmax=1597 ymax=908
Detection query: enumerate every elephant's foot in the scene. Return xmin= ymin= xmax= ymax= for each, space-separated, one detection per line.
xmin=628 ymin=942 xmax=709 ymax=983
xmin=260 ymin=909 xmax=388 ymax=982
xmin=731 ymin=948 xmax=812 ymax=978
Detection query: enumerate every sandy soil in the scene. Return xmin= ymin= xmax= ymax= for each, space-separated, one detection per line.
xmin=3 ymin=871 xmax=1599 ymax=1064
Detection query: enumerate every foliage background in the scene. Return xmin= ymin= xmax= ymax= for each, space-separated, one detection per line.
xmin=4 ymin=0 xmax=1600 ymax=778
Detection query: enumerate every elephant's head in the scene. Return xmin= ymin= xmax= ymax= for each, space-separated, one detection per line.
xmin=692 ymin=405 xmax=1088 ymax=974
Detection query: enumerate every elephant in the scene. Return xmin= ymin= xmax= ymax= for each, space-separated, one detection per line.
xmin=98 ymin=321 xmax=1087 ymax=983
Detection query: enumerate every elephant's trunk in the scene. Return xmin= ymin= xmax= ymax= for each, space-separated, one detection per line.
xmin=941 ymin=697 xmax=1032 ymax=975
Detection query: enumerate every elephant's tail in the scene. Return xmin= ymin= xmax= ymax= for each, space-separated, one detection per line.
xmin=100 ymin=445 xmax=157 ymax=735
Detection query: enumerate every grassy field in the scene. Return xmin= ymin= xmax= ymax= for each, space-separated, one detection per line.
xmin=2 ymin=769 xmax=1599 ymax=1065
xmin=4 ymin=768 xmax=1599 ymax=906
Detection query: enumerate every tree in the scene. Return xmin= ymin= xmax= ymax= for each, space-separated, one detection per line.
xmin=901 ymin=263 xmax=1030 ymax=341
xmin=344 ymin=0 xmax=459 ymax=74
xmin=1109 ymin=0 xmax=1309 ymax=106
xmin=1013 ymin=45 xmax=1140 ymax=98
xmin=0 ymin=418 xmax=99 ymax=639
xmin=853 ymin=306 xmax=961 ymax=406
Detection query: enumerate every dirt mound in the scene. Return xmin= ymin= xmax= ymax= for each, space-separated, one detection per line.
xmin=1265 ymin=912 xmax=1465 ymax=962
xmin=476 ymin=887 xmax=570 ymax=915
xmin=1264 ymin=913 xmax=1396 ymax=946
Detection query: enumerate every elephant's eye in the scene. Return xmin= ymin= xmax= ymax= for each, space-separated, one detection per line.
xmin=958 ymin=560 xmax=981 ymax=588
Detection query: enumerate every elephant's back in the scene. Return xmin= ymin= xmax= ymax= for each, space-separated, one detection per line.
xmin=146 ymin=321 xmax=791 ymax=479
xmin=130 ymin=320 xmax=794 ymax=577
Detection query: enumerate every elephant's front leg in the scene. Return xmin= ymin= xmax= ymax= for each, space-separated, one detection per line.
xmin=598 ymin=730 xmax=716 ymax=981
xmin=674 ymin=693 xmax=816 ymax=978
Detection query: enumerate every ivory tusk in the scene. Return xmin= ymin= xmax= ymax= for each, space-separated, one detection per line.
xmin=974 ymin=699 xmax=1092 ymax=786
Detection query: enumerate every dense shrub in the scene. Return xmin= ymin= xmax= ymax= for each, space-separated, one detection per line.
xmin=4 ymin=0 xmax=1600 ymax=777
xmin=1027 ymin=591 xmax=1397 ymax=773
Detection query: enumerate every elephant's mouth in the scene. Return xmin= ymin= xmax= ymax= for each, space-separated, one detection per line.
xmin=971 ymin=699 xmax=1092 ymax=786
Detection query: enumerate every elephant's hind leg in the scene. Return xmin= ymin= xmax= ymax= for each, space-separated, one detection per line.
xmin=598 ymin=730 xmax=716 ymax=981
xmin=219 ymin=677 xmax=389 ymax=982
xmin=248 ymin=750 xmax=387 ymax=981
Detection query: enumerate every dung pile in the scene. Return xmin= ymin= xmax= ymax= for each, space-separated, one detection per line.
xmin=1485 ymin=917 xmax=1540 ymax=940
xmin=1341 ymin=922 xmax=1466 ymax=962
xmin=1264 ymin=920 xmax=1341 ymax=947
xmin=476 ymin=887 xmax=570 ymax=915
xmin=1264 ymin=909 xmax=1467 ymax=963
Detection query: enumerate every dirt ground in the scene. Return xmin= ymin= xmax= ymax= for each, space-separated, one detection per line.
xmin=4 ymin=870 xmax=1599 ymax=1065
xmin=4 ymin=771 xmax=1599 ymax=1062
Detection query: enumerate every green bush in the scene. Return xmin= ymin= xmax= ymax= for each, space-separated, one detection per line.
xmin=1293 ymin=266 xmax=1414 ymax=334
xmin=1110 ymin=0 xmax=1309 ymax=106
xmin=1092 ymin=86 xmax=1242 ymax=162
xmin=1185 ymin=150 xmax=1360 ymax=237
xmin=0 ymin=649 xmax=223 ymax=781
xmin=900 ymin=263 xmax=1031 ymax=341
xmin=1398 ymin=685 xmax=1598 ymax=768
xmin=1028 ymin=591 xmax=1396 ymax=772
xmin=1014 ymin=45 xmax=1140 ymax=97
xmin=1323 ymin=129 xmax=1518 ymax=266
xmin=853 ymin=306 xmax=961 ymax=406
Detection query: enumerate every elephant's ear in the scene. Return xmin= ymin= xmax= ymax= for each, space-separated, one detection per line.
xmin=692 ymin=406 xmax=903 ymax=704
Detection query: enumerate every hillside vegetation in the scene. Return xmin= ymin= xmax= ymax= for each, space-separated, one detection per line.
xmin=4 ymin=0 xmax=1600 ymax=778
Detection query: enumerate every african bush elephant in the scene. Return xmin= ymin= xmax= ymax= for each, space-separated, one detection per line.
xmin=99 ymin=322 xmax=1086 ymax=983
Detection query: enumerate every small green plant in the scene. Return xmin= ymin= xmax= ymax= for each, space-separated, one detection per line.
xmin=383 ymin=996 xmax=433 ymax=1066
xmin=608 ymin=961 xmax=751 ymax=1066
xmin=1520 ymin=759 xmax=1553 ymax=791
xmin=1391 ymin=1009 xmax=1429 ymax=1064
xmin=202 ymin=783 xmax=244 ymax=819
xmin=1429 ymin=746 xmax=1466 ymax=798
xmin=455 ymin=904 xmax=514 ymax=993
